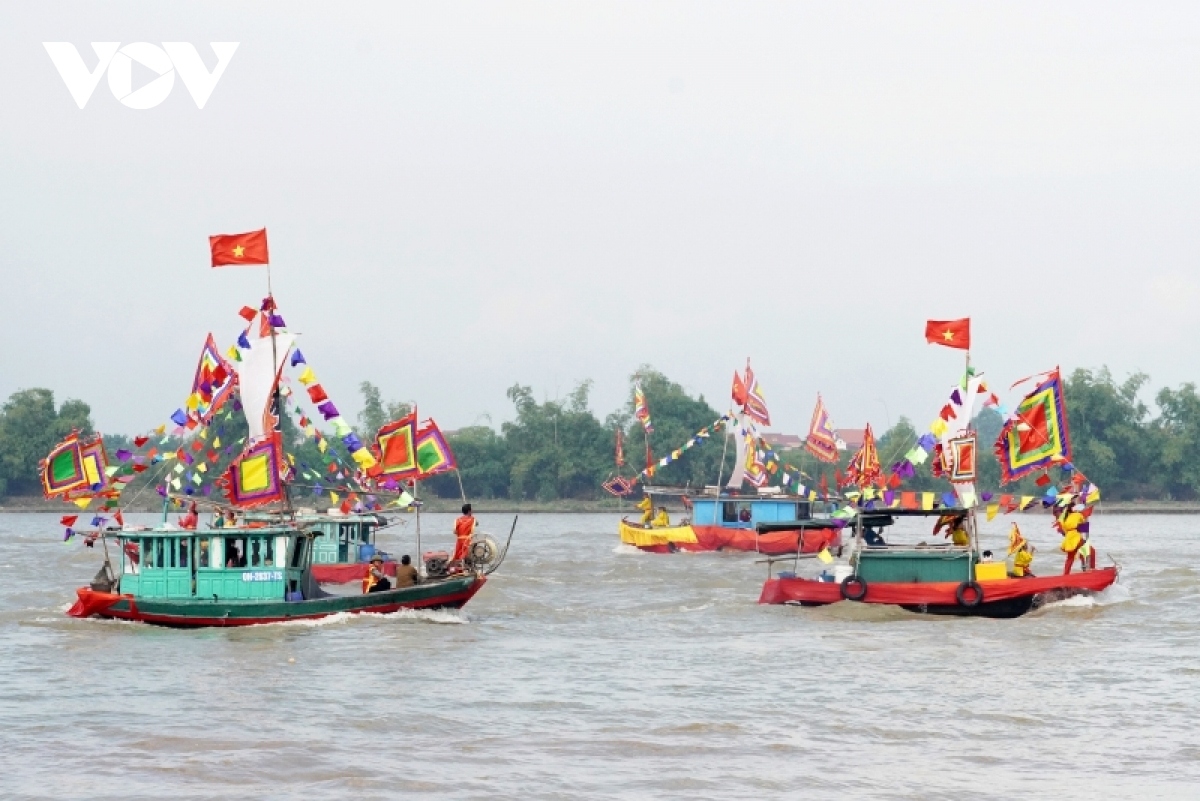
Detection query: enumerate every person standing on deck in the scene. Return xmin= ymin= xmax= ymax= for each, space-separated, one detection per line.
xmin=1056 ymin=505 xmax=1091 ymax=574
xmin=454 ymin=503 xmax=476 ymax=564
xmin=636 ymin=496 xmax=653 ymax=527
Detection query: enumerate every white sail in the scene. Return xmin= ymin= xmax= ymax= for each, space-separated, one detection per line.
xmin=234 ymin=314 xmax=295 ymax=441
xmin=726 ymin=412 xmax=749 ymax=488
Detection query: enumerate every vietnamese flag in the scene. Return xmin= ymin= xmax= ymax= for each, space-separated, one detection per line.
xmin=731 ymin=371 xmax=748 ymax=406
xmin=209 ymin=228 xmax=269 ymax=267
xmin=924 ymin=318 xmax=970 ymax=350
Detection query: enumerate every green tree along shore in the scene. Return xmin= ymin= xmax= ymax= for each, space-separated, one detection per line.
xmin=3 ymin=368 xmax=1200 ymax=503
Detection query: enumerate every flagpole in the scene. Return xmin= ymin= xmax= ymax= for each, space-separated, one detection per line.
xmin=263 ymin=262 xmax=293 ymax=519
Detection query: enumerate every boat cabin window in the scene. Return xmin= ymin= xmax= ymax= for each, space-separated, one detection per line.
xmin=290 ymin=537 xmax=308 ymax=568
xmin=224 ymin=536 xmax=247 ymax=568
xmin=198 ymin=538 xmax=210 ymax=567
xmin=177 ymin=538 xmax=190 ymax=569
xmin=722 ymin=502 xmax=752 ymax=524
xmin=246 ymin=536 xmax=275 ymax=567
xmin=795 ymin=502 xmax=811 ymax=520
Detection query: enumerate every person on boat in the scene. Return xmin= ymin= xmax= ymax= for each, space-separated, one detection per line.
xmin=1007 ymin=524 xmax=1035 ymax=577
xmin=179 ymin=502 xmax=199 ymax=531
xmin=933 ymin=514 xmax=969 ymax=546
xmin=1012 ymin=543 xmax=1036 ymax=577
xmin=652 ymin=507 xmax=671 ymax=528
xmin=863 ymin=526 xmax=886 ymax=547
xmin=1057 ymin=506 xmax=1091 ymax=574
xmin=363 ymin=554 xmax=392 ymax=593
xmin=637 ymin=496 xmax=654 ymax=527
xmin=394 ymin=554 xmax=421 ymax=588
xmin=211 ymin=510 xmax=225 ymax=529
xmin=453 ymin=503 xmax=476 ymax=564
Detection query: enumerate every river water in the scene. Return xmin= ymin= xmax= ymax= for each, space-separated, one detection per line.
xmin=0 ymin=511 xmax=1196 ymax=799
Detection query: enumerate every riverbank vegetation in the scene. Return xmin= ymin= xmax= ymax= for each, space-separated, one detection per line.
xmin=2 ymin=367 xmax=1198 ymax=502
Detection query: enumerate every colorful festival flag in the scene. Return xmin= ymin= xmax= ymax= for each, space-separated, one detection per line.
xmin=804 ymin=394 xmax=839 ymax=463
xmin=187 ymin=334 xmax=237 ymax=424
xmin=209 ymin=228 xmax=269 ymax=267
xmin=994 ymin=369 xmax=1071 ymax=484
xmin=40 ymin=431 xmax=110 ymax=500
xmin=843 ymin=424 xmax=882 ymax=488
xmin=372 ymin=414 xmax=419 ymax=479
xmin=742 ymin=362 xmax=771 ymax=426
xmin=219 ymin=433 xmax=285 ymax=507
xmin=634 ymin=382 xmax=653 ymax=434
xmin=415 ymin=420 xmax=457 ymax=478
xmin=40 ymin=432 xmax=89 ymax=498
xmin=615 ymin=427 xmax=625 ymax=467
xmin=924 ymin=318 xmax=971 ymax=351
xmin=948 ymin=434 xmax=977 ymax=483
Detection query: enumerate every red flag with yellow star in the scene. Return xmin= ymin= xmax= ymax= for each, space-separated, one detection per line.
xmin=209 ymin=229 xmax=269 ymax=267
xmin=924 ymin=318 xmax=970 ymax=350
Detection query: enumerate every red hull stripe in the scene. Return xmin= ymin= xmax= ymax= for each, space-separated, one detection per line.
xmin=759 ymin=567 xmax=1118 ymax=605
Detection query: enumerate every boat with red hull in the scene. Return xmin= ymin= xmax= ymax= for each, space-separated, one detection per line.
xmin=620 ymin=492 xmax=842 ymax=555
xmin=758 ymin=509 xmax=1118 ymax=618
xmin=760 ymin=567 xmax=1117 ymax=618
xmin=66 ymin=515 xmax=515 ymax=628
xmin=69 ymin=573 xmax=485 ymax=628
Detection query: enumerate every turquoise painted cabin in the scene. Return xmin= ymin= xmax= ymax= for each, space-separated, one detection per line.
xmin=117 ymin=527 xmax=309 ymax=601
xmin=301 ymin=512 xmax=389 ymax=566
xmin=690 ymin=496 xmax=836 ymax=529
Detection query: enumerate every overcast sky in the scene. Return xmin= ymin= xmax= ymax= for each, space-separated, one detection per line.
xmin=3 ymin=2 xmax=1199 ymax=440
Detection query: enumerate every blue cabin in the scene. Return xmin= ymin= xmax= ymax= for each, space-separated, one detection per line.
xmin=690 ymin=495 xmax=836 ymax=529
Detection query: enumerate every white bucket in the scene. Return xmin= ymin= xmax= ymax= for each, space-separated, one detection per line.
xmin=833 ymin=564 xmax=853 ymax=582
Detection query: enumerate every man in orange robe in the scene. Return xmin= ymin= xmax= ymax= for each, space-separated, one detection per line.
xmin=453 ymin=503 xmax=476 ymax=563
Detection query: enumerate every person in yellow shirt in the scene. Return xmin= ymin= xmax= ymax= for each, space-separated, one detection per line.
xmin=636 ymin=496 xmax=653 ymax=527
xmin=1057 ymin=508 xmax=1086 ymax=574
xmin=934 ymin=514 xmax=970 ymax=546
xmin=652 ymin=507 xmax=671 ymax=528
xmin=1012 ymin=543 xmax=1036 ymax=577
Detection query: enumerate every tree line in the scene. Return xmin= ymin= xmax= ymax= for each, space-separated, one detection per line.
xmin=2 ymin=367 xmax=1198 ymax=502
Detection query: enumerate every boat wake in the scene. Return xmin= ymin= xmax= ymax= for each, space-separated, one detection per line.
xmin=273 ymin=607 xmax=468 ymax=627
xmin=1040 ymin=582 xmax=1132 ymax=611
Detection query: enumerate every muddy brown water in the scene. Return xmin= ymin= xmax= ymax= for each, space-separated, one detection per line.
xmin=0 ymin=511 xmax=1196 ymax=799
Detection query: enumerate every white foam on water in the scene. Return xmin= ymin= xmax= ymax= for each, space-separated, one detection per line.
xmin=612 ymin=543 xmax=647 ymax=556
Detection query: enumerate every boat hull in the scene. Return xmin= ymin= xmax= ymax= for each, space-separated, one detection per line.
xmin=759 ymin=567 xmax=1117 ymax=618
xmin=311 ymin=561 xmax=397 ymax=584
xmin=620 ymin=519 xmax=839 ymax=556
xmin=67 ymin=575 xmax=486 ymax=628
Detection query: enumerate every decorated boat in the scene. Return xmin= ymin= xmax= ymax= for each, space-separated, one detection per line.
xmin=758 ymin=509 xmax=1117 ymax=618
xmin=45 ymin=228 xmax=512 ymax=622
xmin=758 ymin=319 xmax=1116 ymax=618
xmin=66 ymin=515 xmax=513 ymax=627
xmin=615 ymin=363 xmax=845 ymax=554
xmin=618 ymin=489 xmax=841 ymax=555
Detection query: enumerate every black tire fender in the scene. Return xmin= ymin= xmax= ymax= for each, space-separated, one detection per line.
xmin=956 ymin=580 xmax=984 ymax=608
xmin=840 ymin=575 xmax=868 ymax=601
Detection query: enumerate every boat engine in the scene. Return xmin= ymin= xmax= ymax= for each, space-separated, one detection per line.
xmin=424 ymin=550 xmax=450 ymax=578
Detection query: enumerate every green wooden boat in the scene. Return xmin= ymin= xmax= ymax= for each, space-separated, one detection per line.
xmin=67 ymin=516 xmax=512 ymax=627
